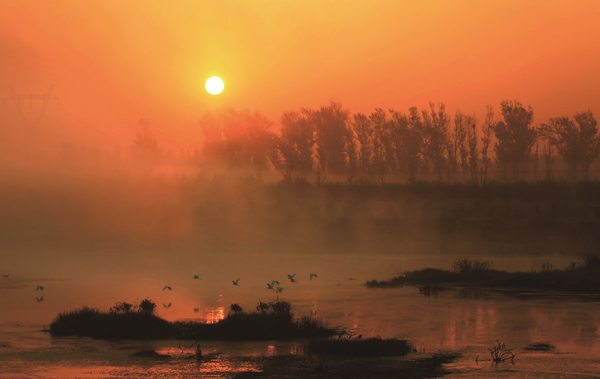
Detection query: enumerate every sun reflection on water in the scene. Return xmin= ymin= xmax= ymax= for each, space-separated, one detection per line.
xmin=205 ymin=306 xmax=225 ymax=324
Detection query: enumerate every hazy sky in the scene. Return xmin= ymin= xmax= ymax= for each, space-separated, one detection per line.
xmin=1 ymin=0 xmax=599 ymax=149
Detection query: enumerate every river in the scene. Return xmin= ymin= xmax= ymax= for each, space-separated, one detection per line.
xmin=1 ymin=250 xmax=599 ymax=378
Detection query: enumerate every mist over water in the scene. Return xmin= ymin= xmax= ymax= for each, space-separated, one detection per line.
xmin=1 ymin=109 xmax=599 ymax=378
xmin=1 ymin=2 xmax=600 ymax=377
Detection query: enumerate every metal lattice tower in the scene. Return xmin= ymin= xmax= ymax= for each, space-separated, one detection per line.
xmin=4 ymin=85 xmax=60 ymax=128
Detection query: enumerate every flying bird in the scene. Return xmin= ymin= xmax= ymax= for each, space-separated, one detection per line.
xmin=36 ymin=286 xmax=44 ymax=291
xmin=267 ymin=280 xmax=279 ymax=290
xmin=36 ymin=296 xmax=44 ymax=302
xmin=310 ymin=273 xmax=317 ymax=280
xmin=193 ymin=275 xmax=200 ymax=279
xmin=287 ymin=273 xmax=296 ymax=280
xmin=2 ymin=274 xmax=8 ymax=278
xmin=163 ymin=303 xmax=172 ymax=308
xmin=232 ymin=278 xmax=241 ymax=286
xmin=290 ymin=277 xmax=298 ymax=283
xmin=163 ymin=286 xmax=172 ymax=291
xmin=193 ymin=308 xmax=199 ymax=313
xmin=275 ymin=287 xmax=284 ymax=293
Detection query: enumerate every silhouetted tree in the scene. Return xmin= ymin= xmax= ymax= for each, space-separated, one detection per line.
xmin=543 ymin=141 xmax=555 ymax=181
xmin=244 ymin=110 xmax=278 ymax=179
xmin=449 ymin=111 xmax=472 ymax=181
xmin=345 ymin=126 xmax=359 ymax=183
xmin=198 ymin=108 xmax=277 ymax=177
xmin=351 ymin=113 xmax=373 ymax=181
xmin=132 ymin=118 xmax=164 ymax=166
xmin=456 ymin=111 xmax=471 ymax=171
xmin=390 ymin=107 xmax=423 ymax=183
xmin=309 ymin=101 xmax=350 ymax=176
xmin=481 ymin=106 xmax=495 ymax=184
xmin=574 ymin=111 xmax=600 ymax=180
xmin=221 ymin=109 xmax=250 ymax=171
xmin=370 ymin=108 xmax=392 ymax=183
xmin=494 ymin=100 xmax=537 ymax=181
xmin=422 ymin=102 xmax=450 ymax=181
xmin=539 ymin=111 xmax=600 ymax=180
xmin=467 ymin=122 xmax=479 ymax=184
xmin=279 ymin=110 xmax=315 ymax=180
xmin=532 ymin=142 xmax=539 ymax=181
xmin=198 ymin=111 xmax=225 ymax=167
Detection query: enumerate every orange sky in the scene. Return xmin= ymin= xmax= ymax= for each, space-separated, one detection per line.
xmin=1 ymin=0 xmax=599 ymax=150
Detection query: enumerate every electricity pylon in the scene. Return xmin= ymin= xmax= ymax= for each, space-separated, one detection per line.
xmin=4 ymin=85 xmax=59 ymax=128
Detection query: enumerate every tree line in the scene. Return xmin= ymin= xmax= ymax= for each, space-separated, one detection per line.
xmin=135 ymin=100 xmax=600 ymax=183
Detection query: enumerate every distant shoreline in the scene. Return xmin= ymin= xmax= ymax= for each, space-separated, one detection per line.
xmin=366 ymin=256 xmax=600 ymax=294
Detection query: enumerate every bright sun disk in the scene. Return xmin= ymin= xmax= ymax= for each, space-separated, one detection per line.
xmin=205 ymin=76 xmax=224 ymax=95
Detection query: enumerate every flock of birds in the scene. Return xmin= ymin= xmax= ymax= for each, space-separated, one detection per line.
xmin=161 ymin=272 xmax=318 ymax=296
xmin=18 ymin=272 xmax=319 ymax=305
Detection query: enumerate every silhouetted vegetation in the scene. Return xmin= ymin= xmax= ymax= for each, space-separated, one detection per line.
xmin=50 ymin=299 xmax=337 ymax=341
xmin=192 ymin=99 xmax=599 ymax=184
xmin=489 ymin=340 xmax=515 ymax=362
xmin=366 ymin=254 xmax=600 ymax=293
xmin=175 ymin=301 xmax=336 ymax=341
xmin=494 ymin=100 xmax=538 ymax=181
xmin=539 ymin=111 xmax=600 ymax=181
xmin=451 ymin=257 xmax=493 ymax=273
xmin=50 ymin=302 xmax=175 ymax=339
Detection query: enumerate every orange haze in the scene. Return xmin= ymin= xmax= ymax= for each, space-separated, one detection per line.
xmin=1 ymin=0 xmax=599 ymax=150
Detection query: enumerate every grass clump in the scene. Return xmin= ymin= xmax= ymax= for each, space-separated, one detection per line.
xmin=305 ymin=337 xmax=413 ymax=357
xmin=174 ymin=301 xmax=336 ymax=341
xmin=452 ymin=257 xmax=494 ymax=273
xmin=50 ymin=299 xmax=176 ymax=339
xmin=490 ymin=340 xmax=515 ymax=362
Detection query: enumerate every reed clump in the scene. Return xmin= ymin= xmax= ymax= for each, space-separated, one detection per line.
xmin=452 ymin=257 xmax=494 ymax=274
xmin=490 ymin=340 xmax=515 ymax=362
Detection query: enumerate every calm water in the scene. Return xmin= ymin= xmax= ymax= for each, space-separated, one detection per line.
xmin=1 ymin=250 xmax=599 ymax=378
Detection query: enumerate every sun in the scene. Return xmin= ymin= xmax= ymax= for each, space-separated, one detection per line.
xmin=205 ymin=76 xmax=224 ymax=95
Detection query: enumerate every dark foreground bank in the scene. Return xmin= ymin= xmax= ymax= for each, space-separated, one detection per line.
xmin=233 ymin=352 xmax=460 ymax=379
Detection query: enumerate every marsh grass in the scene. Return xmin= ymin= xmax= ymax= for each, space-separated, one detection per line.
xmin=452 ymin=257 xmax=494 ymax=273
xmin=305 ymin=337 xmax=413 ymax=357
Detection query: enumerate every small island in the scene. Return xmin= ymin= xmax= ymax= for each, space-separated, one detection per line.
xmin=366 ymin=254 xmax=600 ymax=294
xmin=50 ymin=299 xmax=337 ymax=340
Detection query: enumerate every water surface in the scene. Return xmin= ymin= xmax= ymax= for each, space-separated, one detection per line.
xmin=1 ymin=251 xmax=598 ymax=378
